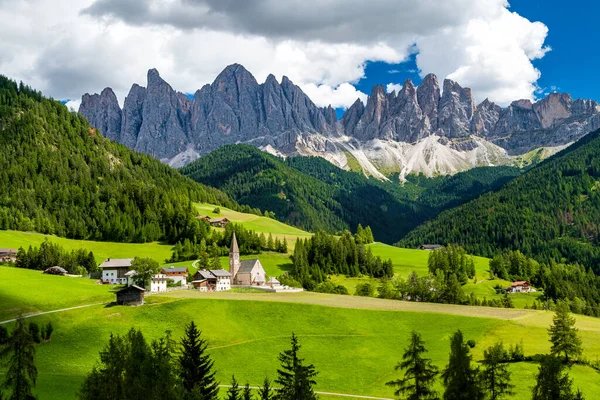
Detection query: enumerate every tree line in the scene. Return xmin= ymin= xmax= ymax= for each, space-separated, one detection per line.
xmin=490 ymin=251 xmax=600 ymax=317
xmin=168 ymin=223 xmax=288 ymax=263
xmin=290 ymin=230 xmax=393 ymax=289
xmin=13 ymin=240 xmax=96 ymax=275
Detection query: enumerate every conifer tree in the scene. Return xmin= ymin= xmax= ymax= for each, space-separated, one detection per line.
xmin=275 ymin=333 xmax=318 ymax=400
xmin=281 ymin=238 xmax=288 ymax=254
xmin=480 ymin=343 xmax=513 ymax=400
xmin=441 ymin=330 xmax=484 ymax=400
xmin=259 ymin=377 xmax=274 ymax=400
xmin=1 ymin=316 xmax=37 ymax=400
xmin=365 ymin=226 xmax=374 ymax=243
xmin=226 ymin=376 xmax=241 ymax=400
xmin=532 ymin=355 xmax=581 ymax=400
xmin=243 ymin=382 xmax=253 ymax=400
xmin=178 ymin=321 xmax=219 ymax=399
xmin=267 ymin=234 xmax=274 ymax=251
xmin=549 ymin=301 xmax=583 ymax=362
xmin=386 ymin=331 xmax=439 ymax=400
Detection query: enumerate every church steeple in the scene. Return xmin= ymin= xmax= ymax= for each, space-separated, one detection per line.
xmin=229 ymin=232 xmax=240 ymax=280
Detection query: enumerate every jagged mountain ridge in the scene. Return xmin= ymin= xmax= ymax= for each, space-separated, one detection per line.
xmin=80 ymin=64 xmax=600 ymax=178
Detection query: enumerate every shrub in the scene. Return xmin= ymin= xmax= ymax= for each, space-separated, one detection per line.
xmin=467 ymin=339 xmax=476 ymax=348
xmin=354 ymin=282 xmax=376 ymax=297
xmin=28 ymin=322 xmax=41 ymax=344
xmin=0 ymin=325 xmax=8 ymax=345
xmin=213 ymin=207 xmax=221 ymax=214
xmin=313 ymin=281 xmax=349 ymax=295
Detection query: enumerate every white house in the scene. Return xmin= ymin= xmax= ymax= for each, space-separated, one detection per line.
xmin=151 ymin=274 xmax=168 ymax=293
xmin=99 ymin=258 xmax=134 ymax=284
xmin=161 ymin=266 xmax=188 ymax=286
xmin=192 ymin=269 xmax=231 ymax=292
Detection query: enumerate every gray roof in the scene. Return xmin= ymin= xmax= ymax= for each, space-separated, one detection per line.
xmin=267 ymin=277 xmax=280 ymax=283
xmin=420 ymin=244 xmax=444 ymax=250
xmin=238 ymin=259 xmax=260 ymax=274
xmin=195 ymin=270 xmax=216 ymax=280
xmin=100 ymin=258 xmax=134 ymax=268
xmin=118 ymin=285 xmax=145 ymax=293
xmin=210 ymin=269 xmax=232 ymax=277
xmin=124 ymin=270 xmax=138 ymax=277
xmin=162 ymin=266 xmax=188 ymax=273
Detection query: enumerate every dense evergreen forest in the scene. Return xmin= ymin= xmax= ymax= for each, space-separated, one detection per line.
xmin=400 ymin=129 xmax=600 ymax=271
xmin=181 ymin=145 xmax=520 ymax=243
xmin=0 ymin=75 xmax=237 ymax=243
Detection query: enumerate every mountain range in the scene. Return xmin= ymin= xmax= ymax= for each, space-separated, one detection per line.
xmin=79 ymin=64 xmax=600 ymax=178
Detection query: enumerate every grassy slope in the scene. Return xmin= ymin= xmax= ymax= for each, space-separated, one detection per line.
xmin=0 ymin=230 xmax=173 ymax=265
xmin=0 ymin=269 xmax=599 ymax=400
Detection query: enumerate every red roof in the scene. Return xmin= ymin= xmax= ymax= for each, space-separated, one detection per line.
xmin=511 ymin=281 xmax=530 ymax=287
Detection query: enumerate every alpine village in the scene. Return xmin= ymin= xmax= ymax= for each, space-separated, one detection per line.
xmin=1 ymin=2 xmax=600 ymax=400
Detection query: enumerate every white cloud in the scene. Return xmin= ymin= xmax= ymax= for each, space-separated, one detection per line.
xmin=0 ymin=0 xmax=551 ymax=110
xmin=301 ymin=83 xmax=367 ymax=109
xmin=64 ymin=99 xmax=82 ymax=112
xmin=386 ymin=83 xmax=403 ymax=94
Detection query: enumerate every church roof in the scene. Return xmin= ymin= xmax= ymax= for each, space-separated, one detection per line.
xmin=238 ymin=259 xmax=260 ymax=274
xmin=230 ymin=232 xmax=239 ymax=254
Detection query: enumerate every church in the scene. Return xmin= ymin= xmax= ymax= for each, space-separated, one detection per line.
xmin=230 ymin=232 xmax=267 ymax=286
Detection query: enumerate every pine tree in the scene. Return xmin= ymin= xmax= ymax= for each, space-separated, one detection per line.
xmin=281 ymin=238 xmax=288 ymax=254
xmin=259 ymin=377 xmax=274 ymax=400
xmin=275 ymin=333 xmax=318 ymax=400
xmin=365 ymin=226 xmax=374 ymax=243
xmin=1 ymin=316 xmax=37 ymax=400
xmin=267 ymin=234 xmax=274 ymax=251
xmin=243 ymin=382 xmax=253 ymax=400
xmin=226 ymin=376 xmax=241 ymax=400
xmin=441 ymin=330 xmax=484 ymax=400
xmin=549 ymin=301 xmax=583 ymax=362
xmin=28 ymin=322 xmax=40 ymax=344
xmin=178 ymin=321 xmax=219 ymax=399
xmin=480 ymin=343 xmax=513 ymax=400
xmin=386 ymin=331 xmax=439 ymax=400
xmin=532 ymin=355 xmax=580 ymax=400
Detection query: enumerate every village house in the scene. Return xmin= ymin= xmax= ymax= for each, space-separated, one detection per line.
xmin=0 ymin=248 xmax=17 ymax=263
xmin=209 ymin=217 xmax=230 ymax=228
xmin=161 ymin=266 xmax=188 ymax=286
xmin=229 ymin=233 xmax=266 ymax=286
xmin=419 ymin=244 xmax=444 ymax=251
xmin=192 ymin=269 xmax=232 ymax=292
xmin=508 ymin=281 xmax=533 ymax=293
xmin=99 ymin=258 xmax=134 ymax=284
xmin=116 ymin=285 xmax=145 ymax=306
xmin=150 ymin=274 xmax=168 ymax=293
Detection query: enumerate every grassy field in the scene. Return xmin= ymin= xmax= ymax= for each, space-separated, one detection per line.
xmin=195 ymin=203 xmax=312 ymax=250
xmin=0 ymin=268 xmax=599 ymax=400
xmin=0 ymin=230 xmax=173 ymax=265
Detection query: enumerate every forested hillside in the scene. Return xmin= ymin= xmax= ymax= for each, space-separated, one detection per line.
xmin=0 ymin=76 xmax=236 ymax=243
xmin=401 ymin=129 xmax=600 ymax=271
xmin=181 ymin=145 xmax=521 ymax=243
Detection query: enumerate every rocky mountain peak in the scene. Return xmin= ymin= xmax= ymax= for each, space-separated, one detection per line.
xmin=438 ymin=79 xmax=475 ymax=138
xmin=417 ymin=73 xmax=441 ymax=130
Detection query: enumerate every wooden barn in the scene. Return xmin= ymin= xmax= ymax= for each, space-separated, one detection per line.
xmin=116 ymin=285 xmax=145 ymax=306
xmin=209 ymin=217 xmax=230 ymax=228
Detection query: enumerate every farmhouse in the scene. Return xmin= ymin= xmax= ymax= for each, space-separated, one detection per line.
xmin=0 ymin=248 xmax=17 ymax=262
xmin=99 ymin=258 xmax=134 ymax=284
xmin=229 ymin=233 xmax=266 ymax=286
xmin=209 ymin=217 xmax=230 ymax=227
xmin=192 ymin=269 xmax=232 ymax=292
xmin=161 ymin=266 xmax=188 ymax=286
xmin=509 ymin=281 xmax=533 ymax=293
xmin=420 ymin=244 xmax=444 ymax=251
xmin=150 ymin=274 xmax=168 ymax=293
xmin=116 ymin=285 xmax=145 ymax=306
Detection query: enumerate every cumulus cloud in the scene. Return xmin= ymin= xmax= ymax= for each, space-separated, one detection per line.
xmin=0 ymin=0 xmax=551 ymax=109
xmin=386 ymin=83 xmax=403 ymax=94
xmin=301 ymin=83 xmax=367 ymax=109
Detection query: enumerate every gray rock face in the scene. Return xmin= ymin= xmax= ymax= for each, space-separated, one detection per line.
xmin=79 ymin=65 xmax=600 ymax=169
xmin=80 ymin=88 xmax=121 ymax=142
xmin=80 ymin=64 xmax=336 ymax=160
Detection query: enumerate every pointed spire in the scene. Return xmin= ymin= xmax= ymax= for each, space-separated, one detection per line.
xmin=230 ymin=231 xmax=239 ymax=254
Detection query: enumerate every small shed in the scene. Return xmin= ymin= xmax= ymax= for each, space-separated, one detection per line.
xmin=43 ymin=266 xmax=67 ymax=276
xmin=266 ymin=277 xmax=280 ymax=288
xmin=116 ymin=285 xmax=145 ymax=306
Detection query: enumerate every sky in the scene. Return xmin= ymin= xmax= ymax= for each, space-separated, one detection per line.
xmin=0 ymin=0 xmax=596 ymax=116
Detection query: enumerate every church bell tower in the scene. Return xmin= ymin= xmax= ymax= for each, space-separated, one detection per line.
xmin=229 ymin=232 xmax=240 ymax=281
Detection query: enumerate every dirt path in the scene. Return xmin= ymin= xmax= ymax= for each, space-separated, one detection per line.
xmin=218 ymin=385 xmax=392 ymax=400
xmin=0 ymin=303 xmax=104 ymax=325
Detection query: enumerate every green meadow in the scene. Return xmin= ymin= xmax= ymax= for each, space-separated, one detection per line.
xmin=1 ymin=267 xmax=599 ymax=400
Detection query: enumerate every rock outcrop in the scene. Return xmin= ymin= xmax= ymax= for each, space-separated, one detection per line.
xmin=80 ymin=64 xmax=600 ymax=177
